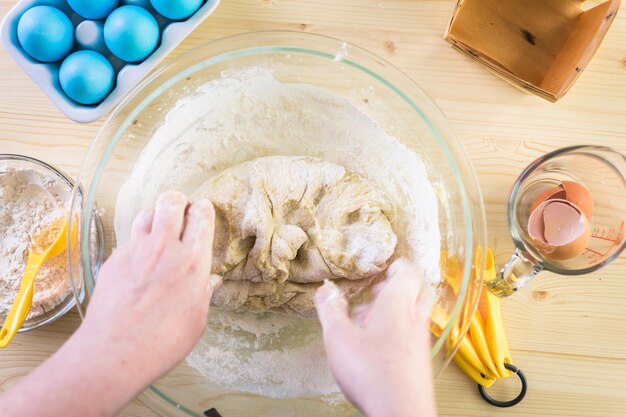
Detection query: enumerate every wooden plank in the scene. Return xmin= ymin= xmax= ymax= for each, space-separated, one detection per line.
xmin=1 ymin=0 xmax=625 ymax=416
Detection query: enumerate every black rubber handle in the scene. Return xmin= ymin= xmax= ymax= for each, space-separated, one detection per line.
xmin=478 ymin=363 xmax=528 ymax=407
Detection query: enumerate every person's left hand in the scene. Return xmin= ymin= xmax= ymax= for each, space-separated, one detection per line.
xmin=77 ymin=191 xmax=221 ymax=385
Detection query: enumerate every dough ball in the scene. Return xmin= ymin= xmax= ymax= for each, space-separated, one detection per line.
xmin=193 ymin=156 xmax=398 ymax=317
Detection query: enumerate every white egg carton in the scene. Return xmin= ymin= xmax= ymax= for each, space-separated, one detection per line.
xmin=0 ymin=0 xmax=221 ymax=123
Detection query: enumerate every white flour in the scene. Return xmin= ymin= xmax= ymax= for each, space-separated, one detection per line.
xmin=0 ymin=167 xmax=71 ymax=318
xmin=188 ymin=310 xmax=341 ymax=399
xmin=115 ymin=68 xmax=441 ymax=399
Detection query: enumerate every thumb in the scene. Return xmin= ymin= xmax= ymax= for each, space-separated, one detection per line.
xmin=315 ymin=280 xmax=353 ymax=336
xmin=206 ymin=274 xmax=223 ymax=300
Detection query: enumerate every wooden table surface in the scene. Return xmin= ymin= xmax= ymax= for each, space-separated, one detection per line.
xmin=1 ymin=1 xmax=625 ymax=416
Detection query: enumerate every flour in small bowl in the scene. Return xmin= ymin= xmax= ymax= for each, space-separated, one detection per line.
xmin=0 ymin=166 xmax=71 ymax=319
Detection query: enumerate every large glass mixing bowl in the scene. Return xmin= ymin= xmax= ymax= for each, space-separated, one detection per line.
xmin=68 ymin=31 xmax=486 ymax=417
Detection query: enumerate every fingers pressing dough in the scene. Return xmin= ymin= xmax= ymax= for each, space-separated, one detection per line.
xmin=193 ymin=156 xmax=398 ymax=317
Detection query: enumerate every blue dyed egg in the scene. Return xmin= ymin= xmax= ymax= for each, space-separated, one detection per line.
xmin=104 ymin=6 xmax=160 ymax=62
xmin=75 ymin=20 xmax=107 ymax=54
xmin=121 ymin=0 xmax=152 ymax=7
xmin=17 ymin=6 xmax=74 ymax=63
xmin=150 ymin=0 xmax=202 ymax=20
xmin=59 ymin=51 xmax=115 ymax=105
xmin=67 ymin=0 xmax=119 ymax=20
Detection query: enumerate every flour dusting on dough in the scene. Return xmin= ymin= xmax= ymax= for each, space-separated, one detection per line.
xmin=197 ymin=156 xmax=398 ymax=318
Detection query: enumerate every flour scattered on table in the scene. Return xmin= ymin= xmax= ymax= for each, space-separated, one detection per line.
xmin=0 ymin=167 xmax=71 ymax=318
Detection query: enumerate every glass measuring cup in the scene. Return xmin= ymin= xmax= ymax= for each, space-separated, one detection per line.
xmin=486 ymin=145 xmax=626 ymax=297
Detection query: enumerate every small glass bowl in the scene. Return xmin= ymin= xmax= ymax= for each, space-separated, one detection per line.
xmin=0 ymin=154 xmax=103 ymax=332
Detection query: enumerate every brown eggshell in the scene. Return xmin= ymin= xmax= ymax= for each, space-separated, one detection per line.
xmin=544 ymin=214 xmax=590 ymax=260
xmin=530 ymin=186 xmax=566 ymax=213
xmin=532 ymin=237 xmax=557 ymax=255
xmin=561 ymin=181 xmax=594 ymax=220
xmin=528 ymin=201 xmax=548 ymax=243
xmin=527 ymin=199 xmax=591 ymax=261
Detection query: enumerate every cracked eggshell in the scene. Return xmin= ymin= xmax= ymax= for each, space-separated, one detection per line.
xmin=561 ymin=181 xmax=594 ymax=220
xmin=528 ymin=200 xmax=556 ymax=255
xmin=527 ymin=199 xmax=591 ymax=261
xmin=530 ymin=185 xmax=566 ymax=213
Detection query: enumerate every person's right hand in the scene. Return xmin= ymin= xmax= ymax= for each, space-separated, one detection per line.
xmin=314 ymin=260 xmax=436 ymax=417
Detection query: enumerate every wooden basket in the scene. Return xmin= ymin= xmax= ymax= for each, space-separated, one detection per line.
xmin=445 ymin=0 xmax=621 ymax=101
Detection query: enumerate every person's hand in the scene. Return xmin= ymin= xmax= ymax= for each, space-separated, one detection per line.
xmin=0 ymin=191 xmax=222 ymax=417
xmin=314 ymin=259 xmax=436 ymax=417
xmin=79 ymin=191 xmax=222 ymax=384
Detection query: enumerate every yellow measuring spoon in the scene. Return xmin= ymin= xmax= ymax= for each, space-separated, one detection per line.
xmin=0 ymin=215 xmax=71 ymax=348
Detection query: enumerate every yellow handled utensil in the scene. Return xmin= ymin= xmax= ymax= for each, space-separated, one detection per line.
xmin=0 ymin=215 xmax=71 ymax=348
xmin=434 ymin=248 xmax=527 ymax=407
